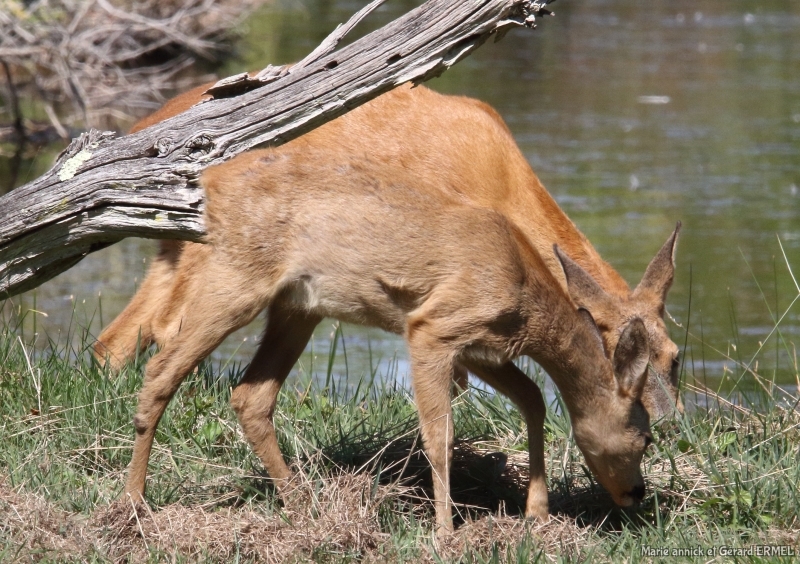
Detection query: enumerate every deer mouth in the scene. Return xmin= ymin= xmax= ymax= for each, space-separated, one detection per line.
xmin=614 ymin=483 xmax=646 ymax=507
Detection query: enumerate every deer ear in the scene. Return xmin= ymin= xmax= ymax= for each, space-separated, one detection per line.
xmin=576 ymin=307 xmax=605 ymax=353
xmin=554 ymin=245 xmax=616 ymax=313
xmin=613 ymin=317 xmax=650 ymax=399
xmin=633 ymin=222 xmax=681 ymax=303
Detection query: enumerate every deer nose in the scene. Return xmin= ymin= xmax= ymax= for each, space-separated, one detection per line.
xmin=629 ymin=484 xmax=646 ymax=502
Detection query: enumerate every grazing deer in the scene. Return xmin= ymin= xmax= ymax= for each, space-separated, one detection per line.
xmin=123 ymin=147 xmax=654 ymax=533
xmin=95 ymin=82 xmax=682 ymax=420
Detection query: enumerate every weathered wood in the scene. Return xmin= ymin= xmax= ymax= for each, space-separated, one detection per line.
xmin=0 ymin=0 xmax=555 ymax=298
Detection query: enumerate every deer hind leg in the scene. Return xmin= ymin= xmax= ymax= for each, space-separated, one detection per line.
xmin=405 ymin=319 xmax=458 ymax=534
xmin=124 ymin=260 xmax=268 ymax=503
xmin=94 ymin=241 xmax=185 ymax=371
xmin=461 ymin=360 xmax=548 ymax=521
xmin=230 ymin=302 xmax=320 ymax=488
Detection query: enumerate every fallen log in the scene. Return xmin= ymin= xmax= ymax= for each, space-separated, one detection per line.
xmin=0 ymin=0 xmax=555 ymax=298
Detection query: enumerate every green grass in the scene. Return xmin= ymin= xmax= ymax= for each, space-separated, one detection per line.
xmin=0 ymin=310 xmax=798 ymax=562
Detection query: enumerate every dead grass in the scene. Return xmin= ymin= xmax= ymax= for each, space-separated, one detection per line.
xmin=0 ymin=464 xmax=573 ymax=563
xmin=96 ymin=473 xmax=393 ymax=562
xmin=435 ymin=514 xmax=601 ymax=562
xmin=0 ymin=478 xmax=93 ymax=558
xmin=1 ymin=471 xmax=393 ymax=562
xmin=0 ymin=466 xmax=607 ymax=563
xmin=0 ymin=0 xmax=266 ymax=136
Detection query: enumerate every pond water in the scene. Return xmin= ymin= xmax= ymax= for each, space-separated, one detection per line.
xmin=2 ymin=0 xmax=799 ymax=406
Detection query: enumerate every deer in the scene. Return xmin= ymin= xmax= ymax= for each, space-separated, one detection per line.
xmin=123 ymin=145 xmax=654 ymax=534
xmin=95 ymin=82 xmax=683 ymax=421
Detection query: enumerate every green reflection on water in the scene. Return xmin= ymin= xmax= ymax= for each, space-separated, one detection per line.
xmin=2 ymin=0 xmax=798 ymax=401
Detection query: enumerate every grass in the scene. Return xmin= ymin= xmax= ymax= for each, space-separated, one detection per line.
xmin=0 ymin=311 xmax=798 ymax=562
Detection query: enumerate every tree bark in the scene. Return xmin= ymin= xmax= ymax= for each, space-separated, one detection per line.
xmin=0 ymin=0 xmax=555 ymax=299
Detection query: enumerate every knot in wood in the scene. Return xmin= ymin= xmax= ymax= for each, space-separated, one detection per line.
xmin=185 ymin=134 xmax=214 ymax=157
xmin=155 ymin=137 xmax=173 ymax=156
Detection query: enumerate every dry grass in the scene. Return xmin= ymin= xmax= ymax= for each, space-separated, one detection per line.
xmin=0 ymin=0 xmax=265 ymax=136
xmin=2 ymin=472 xmax=390 ymax=562
xmin=0 ymin=464 xmax=606 ymax=563
xmin=0 ymin=479 xmax=92 ymax=557
xmin=95 ymin=472 xmax=393 ymax=562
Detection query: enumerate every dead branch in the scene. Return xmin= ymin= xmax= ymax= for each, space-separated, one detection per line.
xmin=0 ymin=0 xmax=556 ymax=298
xmin=0 ymin=0 xmax=261 ymax=129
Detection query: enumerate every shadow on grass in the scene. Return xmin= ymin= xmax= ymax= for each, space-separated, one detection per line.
xmin=222 ymin=429 xmax=635 ymax=533
xmin=328 ymin=436 xmax=531 ymax=526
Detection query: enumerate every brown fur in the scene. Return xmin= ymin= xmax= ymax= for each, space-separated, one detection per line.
xmin=97 ymin=82 xmax=682 ymax=418
xmin=122 ymin=148 xmax=653 ymax=534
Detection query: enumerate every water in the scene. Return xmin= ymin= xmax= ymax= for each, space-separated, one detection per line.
xmin=2 ymin=0 xmax=798 ymax=402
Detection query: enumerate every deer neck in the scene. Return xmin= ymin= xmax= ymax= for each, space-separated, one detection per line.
xmin=496 ymin=164 xmax=631 ymax=300
xmin=519 ymin=280 xmax=615 ymax=418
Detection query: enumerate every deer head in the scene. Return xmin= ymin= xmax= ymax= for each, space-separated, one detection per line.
xmin=555 ymin=224 xmax=682 ymax=420
xmin=567 ymin=311 xmax=653 ymax=506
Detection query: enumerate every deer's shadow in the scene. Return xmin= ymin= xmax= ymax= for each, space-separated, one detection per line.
xmin=230 ymin=430 xmax=646 ymax=532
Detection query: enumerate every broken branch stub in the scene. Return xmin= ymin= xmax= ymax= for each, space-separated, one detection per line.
xmin=0 ymin=0 xmax=556 ymax=298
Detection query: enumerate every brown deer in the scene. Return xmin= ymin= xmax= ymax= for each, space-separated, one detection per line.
xmin=95 ymin=82 xmax=682 ymax=419
xmin=123 ymin=146 xmax=654 ymax=533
